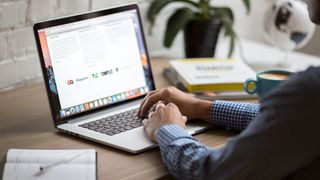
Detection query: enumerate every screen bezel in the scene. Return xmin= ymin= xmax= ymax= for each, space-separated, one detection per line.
xmin=33 ymin=4 xmax=155 ymax=126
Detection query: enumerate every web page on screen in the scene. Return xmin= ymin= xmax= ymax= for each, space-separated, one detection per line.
xmin=43 ymin=11 xmax=148 ymax=113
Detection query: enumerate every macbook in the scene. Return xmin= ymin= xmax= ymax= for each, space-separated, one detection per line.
xmin=34 ymin=4 xmax=211 ymax=153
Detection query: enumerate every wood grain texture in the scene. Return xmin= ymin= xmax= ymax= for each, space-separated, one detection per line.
xmin=0 ymin=59 xmax=239 ymax=179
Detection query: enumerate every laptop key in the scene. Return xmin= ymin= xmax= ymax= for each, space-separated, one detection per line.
xmin=79 ymin=108 xmax=142 ymax=136
xmin=118 ymin=128 xmax=126 ymax=132
xmin=125 ymin=126 xmax=133 ymax=130
xmin=103 ymin=124 xmax=111 ymax=128
xmin=131 ymin=123 xmax=141 ymax=128
xmin=106 ymin=117 xmax=112 ymax=121
xmin=95 ymin=127 xmax=105 ymax=132
xmin=80 ymin=124 xmax=89 ymax=128
xmin=94 ymin=121 xmax=101 ymax=125
xmin=88 ymin=126 xmax=96 ymax=130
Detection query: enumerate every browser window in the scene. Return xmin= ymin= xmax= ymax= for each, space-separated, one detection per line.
xmin=37 ymin=10 xmax=152 ymax=118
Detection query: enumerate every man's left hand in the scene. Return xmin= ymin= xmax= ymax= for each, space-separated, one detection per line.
xmin=142 ymin=102 xmax=187 ymax=142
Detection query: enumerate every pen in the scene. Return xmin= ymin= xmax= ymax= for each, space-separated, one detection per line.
xmin=39 ymin=151 xmax=84 ymax=172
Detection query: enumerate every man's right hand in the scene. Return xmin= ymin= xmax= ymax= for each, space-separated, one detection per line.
xmin=139 ymin=86 xmax=212 ymax=121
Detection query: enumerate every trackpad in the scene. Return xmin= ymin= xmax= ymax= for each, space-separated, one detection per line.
xmin=186 ymin=121 xmax=212 ymax=135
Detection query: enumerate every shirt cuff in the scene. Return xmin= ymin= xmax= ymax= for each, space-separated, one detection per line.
xmin=156 ymin=124 xmax=195 ymax=148
xmin=210 ymin=100 xmax=260 ymax=131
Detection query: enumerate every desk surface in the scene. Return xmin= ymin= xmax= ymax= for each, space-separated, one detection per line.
xmin=0 ymin=59 xmax=237 ymax=179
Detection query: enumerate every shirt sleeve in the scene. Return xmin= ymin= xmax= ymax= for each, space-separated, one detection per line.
xmin=156 ymin=67 xmax=320 ymax=179
xmin=157 ymin=124 xmax=217 ymax=179
xmin=211 ymin=100 xmax=260 ymax=131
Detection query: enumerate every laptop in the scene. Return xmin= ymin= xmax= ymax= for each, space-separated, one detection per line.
xmin=33 ymin=4 xmax=211 ymax=153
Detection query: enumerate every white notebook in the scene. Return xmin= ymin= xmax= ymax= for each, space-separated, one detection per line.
xmin=2 ymin=149 xmax=97 ymax=180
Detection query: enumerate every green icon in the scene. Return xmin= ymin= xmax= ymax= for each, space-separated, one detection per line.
xmin=92 ymin=73 xmax=99 ymax=79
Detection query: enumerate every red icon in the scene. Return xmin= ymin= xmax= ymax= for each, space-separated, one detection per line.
xmin=67 ymin=80 xmax=74 ymax=85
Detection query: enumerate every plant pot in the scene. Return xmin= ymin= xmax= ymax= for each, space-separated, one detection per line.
xmin=183 ymin=19 xmax=222 ymax=58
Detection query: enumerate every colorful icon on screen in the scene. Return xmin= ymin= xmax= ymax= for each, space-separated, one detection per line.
xmin=60 ymin=110 xmax=65 ymax=117
xmin=129 ymin=90 xmax=134 ymax=96
xmin=140 ymin=88 xmax=145 ymax=94
xmin=66 ymin=110 xmax=71 ymax=115
xmin=112 ymin=96 xmax=117 ymax=102
xmin=67 ymin=80 xmax=74 ymax=85
xmin=116 ymin=94 xmax=120 ymax=101
xmin=79 ymin=104 xmax=85 ymax=111
xmin=94 ymin=101 xmax=98 ymax=107
xmin=108 ymin=97 xmax=113 ymax=103
xmin=84 ymin=103 xmax=90 ymax=110
xmin=103 ymin=98 xmax=108 ymax=105
xmin=98 ymin=99 xmax=103 ymax=106
xmin=75 ymin=106 xmax=80 ymax=113
xmin=121 ymin=93 xmax=125 ymax=100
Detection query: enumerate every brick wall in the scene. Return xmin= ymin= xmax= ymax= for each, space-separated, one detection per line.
xmin=0 ymin=0 xmax=91 ymax=90
xmin=0 ymin=0 xmax=319 ymax=91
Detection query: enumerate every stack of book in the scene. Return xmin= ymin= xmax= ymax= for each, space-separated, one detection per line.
xmin=164 ymin=58 xmax=258 ymax=100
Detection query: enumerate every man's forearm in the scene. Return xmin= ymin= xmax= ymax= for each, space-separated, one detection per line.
xmin=192 ymin=100 xmax=212 ymax=121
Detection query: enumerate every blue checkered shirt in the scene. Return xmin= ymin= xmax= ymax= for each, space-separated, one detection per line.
xmin=156 ymin=67 xmax=320 ymax=179
xmin=156 ymin=100 xmax=260 ymax=179
xmin=156 ymin=67 xmax=320 ymax=180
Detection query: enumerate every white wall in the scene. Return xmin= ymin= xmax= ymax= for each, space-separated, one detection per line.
xmin=0 ymin=0 xmax=91 ymax=90
xmin=0 ymin=0 xmax=319 ymax=90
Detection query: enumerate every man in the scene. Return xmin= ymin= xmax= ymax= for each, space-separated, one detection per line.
xmin=139 ymin=0 xmax=320 ymax=179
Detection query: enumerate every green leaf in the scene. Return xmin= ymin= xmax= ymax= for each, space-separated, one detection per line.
xmin=164 ymin=7 xmax=195 ymax=48
xmin=211 ymin=7 xmax=234 ymax=23
xmin=242 ymin=0 xmax=251 ymax=14
xmin=147 ymin=0 xmax=198 ymax=29
xmin=228 ymin=34 xmax=235 ymax=58
xmin=147 ymin=0 xmax=172 ymax=25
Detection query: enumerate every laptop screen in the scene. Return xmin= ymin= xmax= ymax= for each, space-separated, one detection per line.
xmin=35 ymin=7 xmax=154 ymax=122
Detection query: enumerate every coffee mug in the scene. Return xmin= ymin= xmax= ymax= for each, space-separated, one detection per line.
xmin=243 ymin=69 xmax=293 ymax=99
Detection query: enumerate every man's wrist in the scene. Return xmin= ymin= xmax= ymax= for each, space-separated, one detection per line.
xmin=193 ymin=100 xmax=213 ymax=121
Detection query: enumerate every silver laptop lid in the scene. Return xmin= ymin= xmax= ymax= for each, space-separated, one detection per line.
xmin=34 ymin=4 xmax=155 ymax=126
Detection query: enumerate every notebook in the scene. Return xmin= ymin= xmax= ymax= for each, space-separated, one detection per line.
xmin=2 ymin=149 xmax=97 ymax=180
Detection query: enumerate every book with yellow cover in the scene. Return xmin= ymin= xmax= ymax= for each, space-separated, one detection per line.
xmin=169 ymin=58 xmax=256 ymax=92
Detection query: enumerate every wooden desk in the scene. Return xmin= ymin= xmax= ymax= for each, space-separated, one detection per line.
xmin=0 ymin=59 xmax=237 ymax=179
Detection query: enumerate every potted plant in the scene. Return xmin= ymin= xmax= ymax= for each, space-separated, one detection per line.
xmin=147 ymin=0 xmax=251 ymax=57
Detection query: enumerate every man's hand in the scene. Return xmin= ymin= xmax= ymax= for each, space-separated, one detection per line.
xmin=142 ymin=102 xmax=187 ymax=142
xmin=139 ymin=86 xmax=212 ymax=120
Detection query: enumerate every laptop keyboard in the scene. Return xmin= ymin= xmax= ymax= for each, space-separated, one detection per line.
xmin=79 ymin=108 xmax=142 ymax=136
